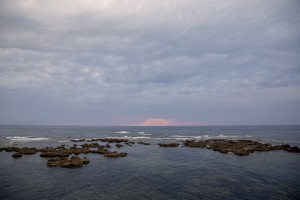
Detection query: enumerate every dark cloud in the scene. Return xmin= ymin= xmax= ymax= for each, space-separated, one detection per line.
xmin=0 ymin=0 xmax=300 ymax=125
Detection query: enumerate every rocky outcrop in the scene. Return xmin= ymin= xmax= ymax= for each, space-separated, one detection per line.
xmin=12 ymin=152 xmax=22 ymax=158
xmin=47 ymin=156 xmax=90 ymax=168
xmin=184 ymin=139 xmax=300 ymax=156
xmin=105 ymin=144 xmax=112 ymax=148
xmin=18 ymin=147 xmax=39 ymax=154
xmin=138 ymin=142 xmax=151 ymax=145
xmin=158 ymin=143 xmax=179 ymax=147
xmin=125 ymin=141 xmax=135 ymax=146
xmin=115 ymin=144 xmax=124 ymax=148
xmin=70 ymin=139 xmax=85 ymax=142
xmin=81 ymin=143 xmax=103 ymax=149
xmin=104 ymin=151 xmax=128 ymax=157
xmin=99 ymin=138 xmax=129 ymax=143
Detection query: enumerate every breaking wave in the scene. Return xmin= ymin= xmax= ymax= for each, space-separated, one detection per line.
xmin=5 ymin=136 xmax=50 ymax=142
xmin=138 ymin=132 xmax=152 ymax=136
xmin=114 ymin=131 xmax=130 ymax=134
xmin=106 ymin=136 xmax=151 ymax=140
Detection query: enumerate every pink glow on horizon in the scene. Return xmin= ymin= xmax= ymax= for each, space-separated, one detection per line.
xmin=135 ymin=118 xmax=202 ymax=126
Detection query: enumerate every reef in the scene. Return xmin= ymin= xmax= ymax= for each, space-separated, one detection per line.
xmin=158 ymin=143 xmax=180 ymax=147
xmin=1 ymin=138 xmax=299 ymax=169
xmin=1 ymin=141 xmax=129 ymax=168
xmin=47 ymin=156 xmax=90 ymax=168
xmin=184 ymin=139 xmax=300 ymax=156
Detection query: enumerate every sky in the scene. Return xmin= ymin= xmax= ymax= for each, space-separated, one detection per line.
xmin=0 ymin=0 xmax=300 ymax=126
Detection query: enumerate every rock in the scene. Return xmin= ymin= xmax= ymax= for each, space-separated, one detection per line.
xmin=105 ymin=144 xmax=112 ymax=148
xmin=289 ymin=146 xmax=300 ymax=153
xmin=100 ymin=138 xmax=129 ymax=143
xmin=158 ymin=143 xmax=179 ymax=147
xmin=115 ymin=144 xmax=124 ymax=148
xmin=71 ymin=139 xmax=85 ymax=142
xmin=12 ymin=152 xmax=22 ymax=158
xmin=184 ymin=140 xmax=208 ymax=148
xmin=81 ymin=143 xmax=101 ymax=149
xmin=18 ymin=147 xmax=38 ymax=154
xmin=4 ymin=147 xmax=20 ymax=152
xmin=47 ymin=156 xmax=90 ymax=168
xmin=104 ymin=151 xmax=128 ymax=157
xmin=138 ymin=142 xmax=150 ymax=145
xmin=183 ymin=139 xmax=300 ymax=156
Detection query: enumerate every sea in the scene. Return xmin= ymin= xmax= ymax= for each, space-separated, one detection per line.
xmin=0 ymin=125 xmax=299 ymax=200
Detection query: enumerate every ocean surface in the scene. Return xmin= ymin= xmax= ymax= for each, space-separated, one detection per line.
xmin=0 ymin=125 xmax=300 ymax=200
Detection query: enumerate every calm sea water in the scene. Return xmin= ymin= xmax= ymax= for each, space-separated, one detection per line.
xmin=0 ymin=125 xmax=300 ymax=200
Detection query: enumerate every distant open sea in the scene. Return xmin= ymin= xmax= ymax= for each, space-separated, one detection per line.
xmin=0 ymin=125 xmax=300 ymax=200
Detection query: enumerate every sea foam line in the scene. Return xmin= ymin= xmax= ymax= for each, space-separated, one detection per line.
xmin=5 ymin=136 xmax=50 ymax=142
xmin=114 ymin=131 xmax=130 ymax=134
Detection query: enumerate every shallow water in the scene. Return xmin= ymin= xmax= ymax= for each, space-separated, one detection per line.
xmin=0 ymin=125 xmax=300 ymax=199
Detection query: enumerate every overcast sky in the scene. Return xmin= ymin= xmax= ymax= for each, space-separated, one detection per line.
xmin=0 ymin=0 xmax=299 ymax=126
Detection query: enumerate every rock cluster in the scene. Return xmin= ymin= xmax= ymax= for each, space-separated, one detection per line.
xmin=184 ymin=139 xmax=300 ymax=156
xmin=158 ymin=143 xmax=179 ymax=147
xmin=47 ymin=156 xmax=90 ymax=168
xmin=1 ymin=142 xmax=129 ymax=168
xmin=1 ymin=138 xmax=299 ymax=169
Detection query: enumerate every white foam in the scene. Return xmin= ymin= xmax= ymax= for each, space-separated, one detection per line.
xmin=106 ymin=136 xmax=151 ymax=140
xmin=6 ymin=136 xmax=49 ymax=142
xmin=138 ymin=132 xmax=152 ymax=136
xmin=114 ymin=131 xmax=130 ymax=134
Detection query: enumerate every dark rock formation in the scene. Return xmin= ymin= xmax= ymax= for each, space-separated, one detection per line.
xmin=12 ymin=152 xmax=22 ymax=158
xmin=47 ymin=156 xmax=90 ymax=168
xmin=115 ymin=144 xmax=124 ymax=148
xmin=105 ymin=144 xmax=112 ymax=148
xmin=18 ymin=147 xmax=39 ymax=154
xmin=138 ymin=142 xmax=151 ymax=145
xmin=81 ymin=143 xmax=103 ymax=149
xmin=70 ymin=139 xmax=85 ymax=142
xmin=184 ymin=139 xmax=300 ymax=156
xmin=158 ymin=143 xmax=179 ymax=147
xmin=125 ymin=141 xmax=135 ymax=146
xmin=100 ymin=138 xmax=129 ymax=143
xmin=104 ymin=151 xmax=128 ymax=157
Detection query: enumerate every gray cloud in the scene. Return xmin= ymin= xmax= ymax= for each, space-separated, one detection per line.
xmin=0 ymin=0 xmax=300 ymax=125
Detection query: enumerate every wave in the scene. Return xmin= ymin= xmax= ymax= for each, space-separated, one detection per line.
xmin=105 ymin=136 xmax=151 ymax=140
xmin=170 ymin=134 xmax=253 ymax=141
xmin=5 ymin=136 xmax=50 ymax=142
xmin=114 ymin=131 xmax=130 ymax=134
xmin=138 ymin=132 xmax=152 ymax=136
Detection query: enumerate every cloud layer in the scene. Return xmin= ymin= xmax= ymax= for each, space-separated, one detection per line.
xmin=0 ymin=0 xmax=300 ymax=125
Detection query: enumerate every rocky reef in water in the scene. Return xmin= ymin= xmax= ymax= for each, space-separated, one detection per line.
xmin=0 ymin=140 xmax=129 ymax=168
xmin=184 ymin=139 xmax=300 ymax=156
xmin=47 ymin=156 xmax=90 ymax=168
xmin=1 ymin=138 xmax=299 ymax=168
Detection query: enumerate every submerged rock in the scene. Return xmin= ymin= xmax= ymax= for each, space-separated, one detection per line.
xmin=81 ymin=143 xmax=102 ymax=149
xmin=104 ymin=151 xmax=128 ymax=157
xmin=158 ymin=143 xmax=180 ymax=147
xmin=70 ymin=139 xmax=85 ymax=142
xmin=115 ymin=144 xmax=124 ymax=148
xmin=138 ymin=142 xmax=151 ymax=145
xmin=12 ymin=152 xmax=22 ymax=158
xmin=100 ymin=138 xmax=129 ymax=143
